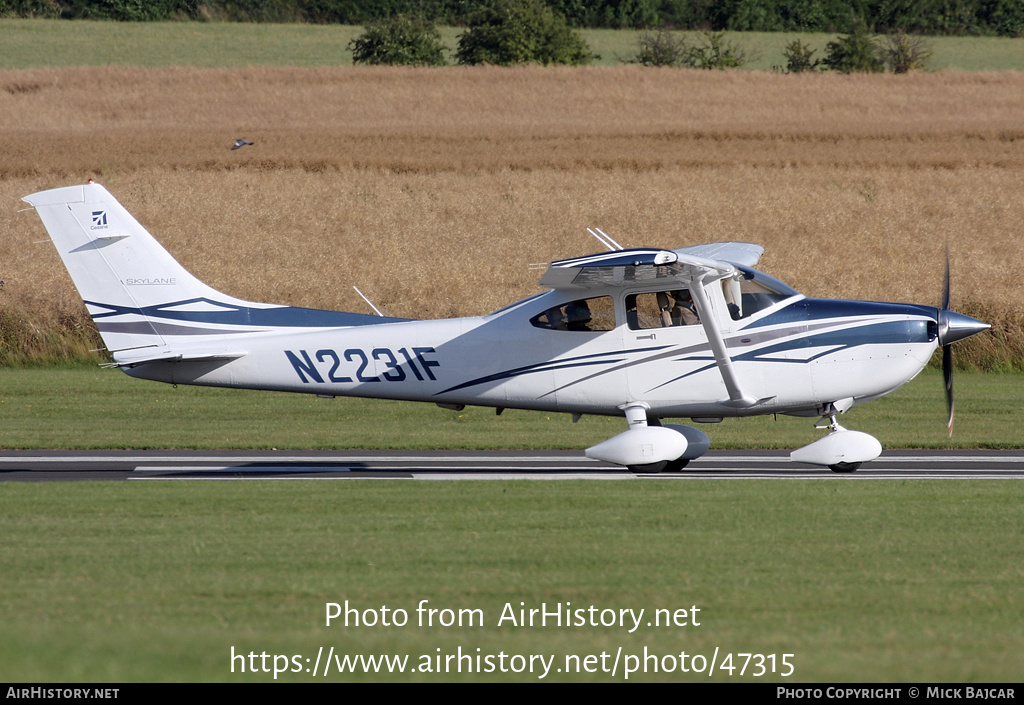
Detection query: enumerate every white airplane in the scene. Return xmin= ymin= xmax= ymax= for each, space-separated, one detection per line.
xmin=24 ymin=182 xmax=989 ymax=472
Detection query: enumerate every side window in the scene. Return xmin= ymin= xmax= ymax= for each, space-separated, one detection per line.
xmin=626 ymin=291 xmax=699 ymax=330
xmin=530 ymin=296 xmax=615 ymax=332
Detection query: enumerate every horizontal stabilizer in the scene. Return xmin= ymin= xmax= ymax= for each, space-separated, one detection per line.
xmin=104 ymin=349 xmax=248 ymax=369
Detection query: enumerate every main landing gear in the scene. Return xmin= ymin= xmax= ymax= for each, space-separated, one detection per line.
xmin=585 ymin=403 xmax=710 ymax=473
xmin=627 ymin=457 xmax=691 ymax=474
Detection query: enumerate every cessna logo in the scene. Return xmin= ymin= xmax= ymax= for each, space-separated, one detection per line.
xmin=90 ymin=211 xmax=108 ymax=229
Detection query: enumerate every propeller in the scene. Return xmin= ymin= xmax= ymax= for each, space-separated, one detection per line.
xmin=935 ymin=245 xmax=990 ymax=436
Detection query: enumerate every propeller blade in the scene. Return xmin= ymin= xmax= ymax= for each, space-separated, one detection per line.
xmin=937 ymin=242 xmax=987 ymax=437
xmin=943 ymin=343 xmax=954 ymax=437
xmin=942 ymin=243 xmax=951 ymax=312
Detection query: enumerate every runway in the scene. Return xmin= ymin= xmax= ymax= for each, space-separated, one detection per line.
xmin=2 ymin=449 xmax=1024 ymax=481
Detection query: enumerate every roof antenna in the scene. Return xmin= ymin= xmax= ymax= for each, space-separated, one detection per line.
xmin=353 ymin=286 xmax=384 ymax=317
xmin=588 ymin=227 xmax=624 ymax=251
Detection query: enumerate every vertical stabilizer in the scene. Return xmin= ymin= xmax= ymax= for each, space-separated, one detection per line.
xmin=23 ymin=182 xmax=249 ymax=356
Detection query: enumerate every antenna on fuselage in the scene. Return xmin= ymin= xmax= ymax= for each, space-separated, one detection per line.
xmin=588 ymin=227 xmax=624 ymax=251
xmin=353 ymin=286 xmax=384 ymax=317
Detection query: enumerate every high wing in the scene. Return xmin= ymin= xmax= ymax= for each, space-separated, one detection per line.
xmin=676 ymin=241 xmax=764 ymax=268
xmin=538 ymin=242 xmax=768 ymax=409
xmin=537 ymin=242 xmax=763 ymax=291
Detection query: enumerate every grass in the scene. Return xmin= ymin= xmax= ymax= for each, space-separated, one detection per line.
xmin=1 ymin=480 xmax=1021 ymax=681
xmin=2 ymin=20 xmax=1023 ymax=70
xmin=0 ymin=366 xmax=1019 ymax=449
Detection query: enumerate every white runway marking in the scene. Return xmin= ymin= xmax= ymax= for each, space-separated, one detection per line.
xmin=410 ymin=473 xmax=637 ymax=481
xmin=4 ymin=450 xmax=1024 ymax=481
xmin=134 ymin=465 xmax=353 ymax=473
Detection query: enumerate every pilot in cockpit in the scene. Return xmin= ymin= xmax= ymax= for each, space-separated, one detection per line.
xmin=565 ymin=300 xmax=592 ymax=331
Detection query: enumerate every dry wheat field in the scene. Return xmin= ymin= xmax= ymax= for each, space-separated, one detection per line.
xmin=1 ymin=65 xmax=1022 ymax=366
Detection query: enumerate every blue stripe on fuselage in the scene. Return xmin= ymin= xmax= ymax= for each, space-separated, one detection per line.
xmin=85 ymin=297 xmax=411 ymax=327
xmin=745 ymin=299 xmax=938 ymax=330
xmin=733 ymin=319 xmax=934 ymax=363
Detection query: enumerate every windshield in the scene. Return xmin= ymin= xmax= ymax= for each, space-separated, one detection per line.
xmin=722 ymin=266 xmax=799 ymax=320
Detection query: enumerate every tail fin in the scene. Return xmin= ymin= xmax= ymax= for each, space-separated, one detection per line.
xmin=23 ymin=182 xmax=256 ymax=360
xmin=24 ymin=182 xmax=401 ymax=366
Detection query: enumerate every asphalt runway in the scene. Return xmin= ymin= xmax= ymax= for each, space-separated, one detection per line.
xmin=2 ymin=449 xmax=1023 ymax=481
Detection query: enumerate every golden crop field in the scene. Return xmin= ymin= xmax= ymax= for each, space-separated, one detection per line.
xmin=1 ymin=65 xmax=1021 ymax=366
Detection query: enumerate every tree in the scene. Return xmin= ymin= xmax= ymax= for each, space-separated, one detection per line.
xmin=455 ymin=0 xmax=594 ymax=66
xmin=349 ymin=15 xmax=447 ymax=66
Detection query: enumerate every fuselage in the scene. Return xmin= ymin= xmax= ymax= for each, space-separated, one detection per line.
xmin=127 ymin=267 xmax=940 ymax=421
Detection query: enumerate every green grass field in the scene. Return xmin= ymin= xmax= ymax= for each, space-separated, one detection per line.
xmin=1 ymin=19 xmax=1022 ymax=70
xmin=0 ymin=367 xmax=1020 ymax=450
xmin=2 ymin=480 xmax=1022 ymax=682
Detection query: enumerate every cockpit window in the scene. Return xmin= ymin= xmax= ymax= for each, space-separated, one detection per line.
xmin=722 ymin=266 xmax=798 ymax=320
xmin=530 ymin=296 xmax=615 ymax=332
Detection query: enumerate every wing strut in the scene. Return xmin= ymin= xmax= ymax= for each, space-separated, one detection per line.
xmin=689 ymin=273 xmax=759 ymax=408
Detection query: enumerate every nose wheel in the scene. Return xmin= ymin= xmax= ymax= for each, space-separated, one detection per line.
xmin=791 ymin=405 xmax=882 ymax=471
xmin=819 ymin=412 xmax=862 ymax=473
xmin=829 ymin=461 xmax=861 ymax=473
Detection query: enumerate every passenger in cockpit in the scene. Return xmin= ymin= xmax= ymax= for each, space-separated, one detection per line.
xmin=671 ymin=290 xmax=699 ymax=325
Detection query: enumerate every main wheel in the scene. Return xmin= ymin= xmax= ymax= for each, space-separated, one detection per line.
xmin=628 ymin=460 xmax=668 ymax=473
xmin=829 ymin=462 xmax=861 ymax=473
xmin=663 ymin=457 xmax=690 ymax=472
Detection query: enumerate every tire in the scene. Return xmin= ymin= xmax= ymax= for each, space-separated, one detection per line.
xmin=663 ymin=457 xmax=691 ymax=472
xmin=829 ymin=462 xmax=861 ymax=473
xmin=628 ymin=460 xmax=668 ymax=473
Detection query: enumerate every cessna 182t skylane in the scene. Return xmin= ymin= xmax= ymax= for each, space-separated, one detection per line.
xmin=24 ymin=182 xmax=989 ymax=472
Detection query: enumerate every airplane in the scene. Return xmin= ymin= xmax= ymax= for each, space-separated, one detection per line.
xmin=23 ymin=181 xmax=990 ymax=472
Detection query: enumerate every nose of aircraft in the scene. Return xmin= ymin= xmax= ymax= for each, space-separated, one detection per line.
xmin=937 ymin=310 xmax=990 ymax=347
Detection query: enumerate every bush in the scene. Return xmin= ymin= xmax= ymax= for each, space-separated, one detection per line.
xmin=349 ymin=15 xmax=447 ymax=66
xmin=686 ymin=31 xmax=748 ymax=69
xmin=626 ymin=30 xmax=747 ymax=69
xmin=455 ymin=0 xmax=594 ymax=66
xmin=627 ymin=28 xmax=689 ymax=67
xmin=780 ymin=39 xmax=822 ymax=72
xmin=882 ymin=31 xmax=933 ymax=73
xmin=823 ymin=21 xmax=885 ymax=73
